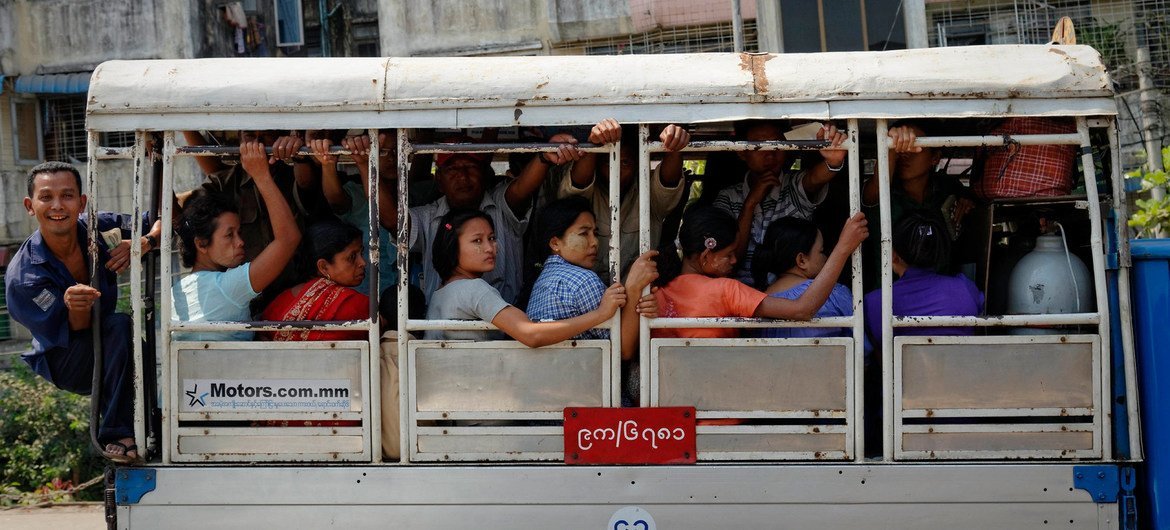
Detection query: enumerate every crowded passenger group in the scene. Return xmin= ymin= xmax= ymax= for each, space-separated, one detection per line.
xmin=11 ymin=117 xmax=1074 ymax=462
xmin=167 ymin=119 xmax=1005 ymax=352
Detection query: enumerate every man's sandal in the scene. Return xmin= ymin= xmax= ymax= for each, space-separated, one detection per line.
xmin=103 ymin=441 xmax=142 ymax=465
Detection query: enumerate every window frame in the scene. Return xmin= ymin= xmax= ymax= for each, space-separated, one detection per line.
xmin=10 ymin=95 xmax=44 ymax=165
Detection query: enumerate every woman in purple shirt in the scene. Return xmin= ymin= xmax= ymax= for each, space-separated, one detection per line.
xmin=863 ymin=211 xmax=984 ymax=343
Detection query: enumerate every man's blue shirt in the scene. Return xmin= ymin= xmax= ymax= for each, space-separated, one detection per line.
xmin=5 ymin=212 xmax=136 ymax=373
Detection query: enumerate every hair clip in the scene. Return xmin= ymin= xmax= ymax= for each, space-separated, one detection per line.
xmin=704 ymin=237 xmax=717 ymax=250
xmin=444 ymin=223 xmax=453 ymax=230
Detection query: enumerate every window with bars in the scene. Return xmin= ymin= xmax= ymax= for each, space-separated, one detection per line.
xmin=41 ymin=97 xmax=88 ymax=163
xmin=31 ymin=96 xmax=130 ymax=163
xmin=553 ymin=21 xmax=759 ymax=56
xmin=11 ymin=96 xmax=42 ymax=164
xmin=779 ymin=0 xmax=906 ymax=52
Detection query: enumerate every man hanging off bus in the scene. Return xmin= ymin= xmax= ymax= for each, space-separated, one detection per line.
xmin=6 ymin=162 xmax=163 ymax=464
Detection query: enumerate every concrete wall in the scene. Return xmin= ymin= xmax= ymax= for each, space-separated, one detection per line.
xmin=3 ymin=0 xmax=195 ymax=74
xmin=380 ymin=0 xmax=551 ymax=56
xmin=548 ymin=0 xmax=632 ymax=43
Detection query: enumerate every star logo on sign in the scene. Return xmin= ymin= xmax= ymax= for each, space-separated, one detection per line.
xmin=185 ymin=384 xmax=208 ymax=407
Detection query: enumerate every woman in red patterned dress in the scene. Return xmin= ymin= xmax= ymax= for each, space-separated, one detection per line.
xmin=261 ymin=220 xmax=369 ymax=341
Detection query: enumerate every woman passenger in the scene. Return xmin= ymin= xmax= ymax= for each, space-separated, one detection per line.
xmin=260 ymin=221 xmax=369 ymax=341
xmin=863 ymin=212 xmax=984 ymax=342
xmin=426 ymin=208 xmax=626 ymax=347
xmin=652 ymin=206 xmax=867 ymax=338
xmin=171 ymin=141 xmax=301 ymax=340
xmin=525 ymin=196 xmax=659 ymax=359
xmin=752 ymin=217 xmax=854 ymax=339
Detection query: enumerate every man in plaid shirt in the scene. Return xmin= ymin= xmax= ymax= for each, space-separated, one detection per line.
xmin=714 ymin=120 xmax=848 ymax=284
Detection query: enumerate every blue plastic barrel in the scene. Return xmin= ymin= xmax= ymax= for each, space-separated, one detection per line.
xmin=1130 ymin=239 xmax=1170 ymax=526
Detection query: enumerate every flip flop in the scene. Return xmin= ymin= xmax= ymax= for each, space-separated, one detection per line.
xmin=102 ymin=441 xmax=142 ymax=465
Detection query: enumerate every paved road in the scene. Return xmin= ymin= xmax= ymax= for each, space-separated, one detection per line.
xmin=0 ymin=504 xmax=106 ymax=529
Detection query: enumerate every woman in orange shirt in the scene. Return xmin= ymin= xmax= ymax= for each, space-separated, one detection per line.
xmin=652 ymin=207 xmax=868 ymax=338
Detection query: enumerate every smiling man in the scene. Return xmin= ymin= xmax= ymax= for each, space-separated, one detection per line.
xmin=5 ymin=162 xmax=162 ymax=464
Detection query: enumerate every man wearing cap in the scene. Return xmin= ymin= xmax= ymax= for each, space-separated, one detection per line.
xmin=381 ymin=135 xmax=582 ymax=304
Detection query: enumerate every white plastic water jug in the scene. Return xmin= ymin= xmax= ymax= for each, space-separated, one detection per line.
xmin=1006 ymin=233 xmax=1093 ymax=333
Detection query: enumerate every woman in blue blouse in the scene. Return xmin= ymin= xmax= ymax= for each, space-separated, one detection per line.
xmin=752 ymin=216 xmax=856 ymax=340
xmin=526 ymin=196 xmax=657 ymax=361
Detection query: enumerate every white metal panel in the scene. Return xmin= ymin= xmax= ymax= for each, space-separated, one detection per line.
xmin=757 ymin=45 xmax=1110 ymax=102
xmin=411 ymin=340 xmax=608 ymax=412
xmin=117 ymin=465 xmax=1118 ymax=530
xmin=407 ymin=340 xmax=610 ymax=462
xmin=89 ymin=46 xmax=1113 ymax=126
xmin=651 ymin=338 xmax=855 ymax=460
xmin=899 ymin=338 xmax=1095 ymax=410
xmin=170 ymin=341 xmax=372 ymax=463
xmin=654 ymin=339 xmax=849 ymax=412
xmin=893 ymin=335 xmax=1103 ymax=461
xmin=88 ymin=58 xmax=387 ymax=115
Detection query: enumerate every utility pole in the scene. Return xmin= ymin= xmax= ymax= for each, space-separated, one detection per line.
xmin=903 ymin=0 xmax=928 ymax=49
xmin=1138 ymin=47 xmax=1166 ymax=200
xmin=732 ymin=0 xmax=745 ymax=52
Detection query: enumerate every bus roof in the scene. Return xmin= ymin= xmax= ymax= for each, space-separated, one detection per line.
xmin=86 ymin=45 xmax=1115 ymax=131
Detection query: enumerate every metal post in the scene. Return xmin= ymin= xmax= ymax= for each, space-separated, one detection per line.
xmin=875 ymin=119 xmax=894 ymax=461
xmin=609 ymin=138 xmax=622 ymax=406
xmin=902 ymin=0 xmax=928 ymax=49
xmin=319 ymin=0 xmax=331 ymax=57
xmin=368 ymin=129 xmax=381 ymax=463
xmin=638 ymin=124 xmax=652 ymax=407
xmin=1077 ymin=117 xmax=1113 ymax=459
xmin=731 ymin=0 xmax=745 ymax=52
xmin=85 ymin=131 xmax=104 ymax=458
xmin=755 ymin=0 xmax=783 ymax=53
xmin=131 ymin=130 xmax=148 ymax=459
xmin=160 ymin=131 xmax=176 ymax=464
xmin=847 ymin=119 xmax=864 ymax=462
xmin=396 ymin=128 xmax=411 ymax=464
xmin=1138 ymin=47 xmax=1166 ymax=202
xmin=1110 ymin=120 xmax=1144 ymax=460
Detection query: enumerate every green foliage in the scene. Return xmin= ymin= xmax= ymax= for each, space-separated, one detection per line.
xmin=1128 ymin=147 xmax=1170 ymax=238
xmin=0 ymin=362 xmax=104 ymax=504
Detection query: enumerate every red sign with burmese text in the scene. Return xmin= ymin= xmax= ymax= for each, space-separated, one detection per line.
xmin=564 ymin=407 xmax=696 ymax=465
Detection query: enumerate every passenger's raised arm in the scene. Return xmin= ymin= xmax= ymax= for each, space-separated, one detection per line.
xmin=312 ymin=138 xmax=348 ymax=214
xmin=342 ymin=133 xmax=398 ymax=233
xmin=239 ymin=140 xmax=302 ymax=293
xmin=753 ymin=212 xmax=867 ymax=321
xmin=656 ymin=124 xmax=691 ymax=187
xmin=800 ymin=123 xmax=848 ymax=197
xmin=504 ymin=132 xmax=583 ymax=215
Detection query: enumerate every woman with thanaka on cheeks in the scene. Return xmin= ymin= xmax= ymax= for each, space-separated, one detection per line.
xmin=651 ymin=207 xmax=868 ymax=339
xmin=526 ymin=196 xmax=659 ymax=360
xmin=426 ymin=209 xmax=626 ymax=347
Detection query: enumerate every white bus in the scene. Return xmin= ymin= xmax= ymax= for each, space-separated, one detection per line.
xmin=84 ymin=44 xmax=1145 ymax=528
